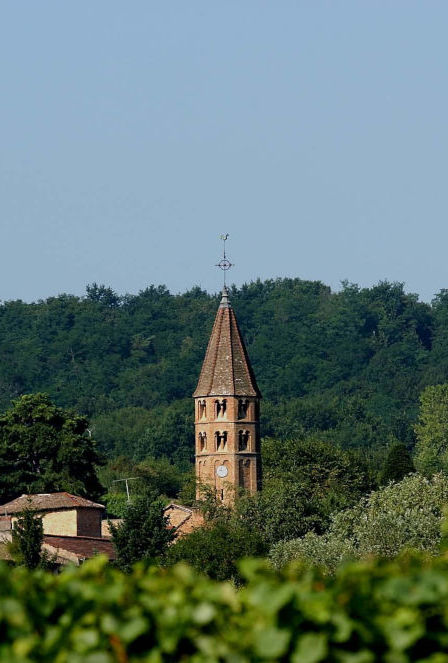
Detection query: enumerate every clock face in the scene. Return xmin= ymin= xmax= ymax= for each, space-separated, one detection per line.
xmin=216 ymin=465 xmax=228 ymax=478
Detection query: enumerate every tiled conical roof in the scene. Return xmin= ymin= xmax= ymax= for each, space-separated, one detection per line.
xmin=193 ymin=287 xmax=261 ymax=398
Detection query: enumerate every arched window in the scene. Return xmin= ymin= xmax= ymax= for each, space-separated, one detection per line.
xmin=198 ymin=432 xmax=207 ymax=452
xmin=238 ymin=399 xmax=249 ymax=419
xmin=198 ymin=400 xmax=206 ymax=419
xmin=238 ymin=430 xmax=249 ymax=451
xmin=222 ymin=431 xmax=227 ymax=450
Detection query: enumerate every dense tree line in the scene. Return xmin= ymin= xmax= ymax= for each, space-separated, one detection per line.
xmin=0 ymin=278 xmax=445 ymax=463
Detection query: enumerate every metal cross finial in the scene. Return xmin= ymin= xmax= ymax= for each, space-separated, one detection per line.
xmin=216 ymin=233 xmax=233 ymax=286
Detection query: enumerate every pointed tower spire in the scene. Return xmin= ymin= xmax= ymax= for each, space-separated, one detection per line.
xmin=193 ymin=291 xmax=261 ymax=398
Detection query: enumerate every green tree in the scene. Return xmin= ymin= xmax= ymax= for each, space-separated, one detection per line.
xmin=10 ymin=505 xmax=43 ymax=569
xmin=414 ymin=384 xmax=448 ymax=475
xmin=92 ymin=407 xmax=154 ymax=457
xmin=165 ymin=517 xmax=266 ymax=583
xmin=381 ymin=442 xmax=415 ymax=484
xmin=237 ymin=437 xmax=374 ymax=547
xmin=100 ymin=456 xmax=191 ymax=517
xmin=271 ymin=473 xmax=448 ymax=573
xmin=262 ymin=436 xmax=373 ymax=510
xmin=110 ymin=491 xmax=175 ymax=572
xmin=237 ymin=481 xmax=328 ymax=547
xmin=136 ymin=399 xmax=193 ymax=465
xmin=0 ymin=393 xmax=103 ymax=502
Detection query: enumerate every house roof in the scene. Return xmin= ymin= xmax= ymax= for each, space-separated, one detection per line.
xmin=0 ymin=492 xmax=105 ymax=514
xmin=193 ymin=287 xmax=261 ymax=398
xmin=43 ymin=535 xmax=115 ymax=561
xmin=164 ymin=503 xmax=204 ymax=537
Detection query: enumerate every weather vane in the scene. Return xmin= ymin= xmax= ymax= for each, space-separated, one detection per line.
xmin=216 ymin=233 xmax=233 ymax=286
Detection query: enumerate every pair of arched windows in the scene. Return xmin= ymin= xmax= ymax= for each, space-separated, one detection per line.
xmin=215 ymin=399 xmax=227 ymax=418
xmin=215 ymin=431 xmax=227 ymax=450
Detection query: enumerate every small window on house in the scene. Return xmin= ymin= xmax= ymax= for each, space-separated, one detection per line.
xmin=238 ymin=399 xmax=248 ymax=419
xmin=238 ymin=430 xmax=249 ymax=451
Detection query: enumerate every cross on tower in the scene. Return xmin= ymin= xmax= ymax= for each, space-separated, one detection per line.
xmin=215 ymin=233 xmax=233 ymax=286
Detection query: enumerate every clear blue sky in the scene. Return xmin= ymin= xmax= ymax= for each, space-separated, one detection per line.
xmin=1 ymin=2 xmax=447 ymax=302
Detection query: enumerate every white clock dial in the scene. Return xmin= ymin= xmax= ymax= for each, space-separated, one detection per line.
xmin=216 ymin=465 xmax=228 ymax=478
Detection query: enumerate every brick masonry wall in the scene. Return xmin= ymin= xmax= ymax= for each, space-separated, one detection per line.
xmin=77 ymin=508 xmax=103 ymax=537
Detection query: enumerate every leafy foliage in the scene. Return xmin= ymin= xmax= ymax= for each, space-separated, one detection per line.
xmin=414 ymin=384 xmax=448 ymax=475
xmin=165 ymin=518 xmax=267 ymax=583
xmin=110 ymin=491 xmax=175 ymax=572
xmin=235 ymin=437 xmax=375 ymax=547
xmin=381 ymin=442 xmax=415 ymax=484
xmin=0 ymin=279 xmax=438 ymax=461
xmin=0 ymin=393 xmax=103 ymax=502
xmin=100 ymin=455 xmax=192 ymax=517
xmin=270 ymin=473 xmax=448 ymax=573
xmin=3 ymin=553 xmax=448 ymax=660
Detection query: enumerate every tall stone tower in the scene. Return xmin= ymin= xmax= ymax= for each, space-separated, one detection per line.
xmin=193 ymin=286 xmax=262 ymax=504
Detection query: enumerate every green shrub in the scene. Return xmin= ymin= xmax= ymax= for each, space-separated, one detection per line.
xmin=3 ymin=552 xmax=448 ymax=661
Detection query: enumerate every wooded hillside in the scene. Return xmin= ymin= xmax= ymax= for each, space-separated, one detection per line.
xmin=1 ymin=278 xmax=446 ymax=463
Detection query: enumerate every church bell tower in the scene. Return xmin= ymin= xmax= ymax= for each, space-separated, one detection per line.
xmin=193 ymin=241 xmax=262 ymax=504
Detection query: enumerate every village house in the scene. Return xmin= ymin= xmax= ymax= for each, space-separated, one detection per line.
xmin=0 ymin=492 xmax=115 ymax=565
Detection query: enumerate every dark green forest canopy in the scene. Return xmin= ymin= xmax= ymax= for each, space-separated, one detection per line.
xmin=0 ymin=278 xmax=444 ymax=461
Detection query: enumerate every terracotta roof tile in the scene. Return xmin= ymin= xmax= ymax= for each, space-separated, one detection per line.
xmin=0 ymin=492 xmax=105 ymax=514
xmin=43 ymin=535 xmax=115 ymax=560
xmin=193 ymin=288 xmax=261 ymax=398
